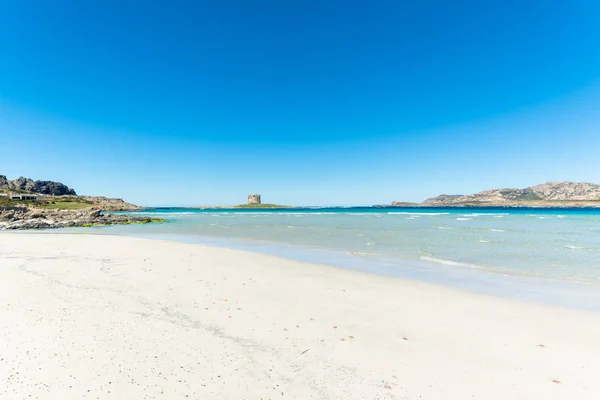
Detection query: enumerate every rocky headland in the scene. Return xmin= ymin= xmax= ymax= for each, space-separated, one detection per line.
xmin=392 ymin=181 xmax=600 ymax=207
xmin=77 ymin=196 xmax=141 ymax=211
xmin=1 ymin=174 xmax=154 ymax=230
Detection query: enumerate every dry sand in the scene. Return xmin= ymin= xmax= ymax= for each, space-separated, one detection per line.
xmin=1 ymin=233 xmax=599 ymax=399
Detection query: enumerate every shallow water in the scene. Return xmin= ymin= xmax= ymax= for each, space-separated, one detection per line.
xmin=61 ymin=207 xmax=600 ymax=311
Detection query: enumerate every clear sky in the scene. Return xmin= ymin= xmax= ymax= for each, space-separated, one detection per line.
xmin=1 ymin=1 xmax=599 ymax=206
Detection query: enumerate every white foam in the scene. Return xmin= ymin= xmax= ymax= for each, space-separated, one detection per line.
xmin=436 ymin=226 xmax=453 ymax=230
xmin=292 ymin=212 xmax=337 ymax=215
xmin=135 ymin=212 xmax=196 ymax=216
xmin=420 ymin=256 xmax=482 ymax=269
xmin=387 ymin=212 xmax=449 ymax=215
xmin=233 ymin=212 xmax=275 ymax=215
xmin=479 ymin=240 xmax=491 ymax=243
xmin=456 ymin=217 xmax=473 ymax=221
xmin=566 ymin=245 xmax=585 ymax=250
xmin=489 ymin=229 xmax=506 ymax=232
xmin=346 ymin=251 xmax=370 ymax=257
xmin=462 ymin=213 xmax=509 ymax=217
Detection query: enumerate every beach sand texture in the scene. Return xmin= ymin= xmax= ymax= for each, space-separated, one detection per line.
xmin=1 ymin=233 xmax=599 ymax=399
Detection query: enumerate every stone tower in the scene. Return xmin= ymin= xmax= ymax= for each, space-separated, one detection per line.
xmin=248 ymin=194 xmax=261 ymax=204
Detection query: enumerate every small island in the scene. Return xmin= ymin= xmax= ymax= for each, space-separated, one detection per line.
xmin=234 ymin=203 xmax=292 ymax=208
xmin=234 ymin=193 xmax=290 ymax=208
xmin=196 ymin=194 xmax=292 ymax=209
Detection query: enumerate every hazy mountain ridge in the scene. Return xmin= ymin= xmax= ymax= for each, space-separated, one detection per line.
xmin=422 ymin=182 xmax=600 ymax=205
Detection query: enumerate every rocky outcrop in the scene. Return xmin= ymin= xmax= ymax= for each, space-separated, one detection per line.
xmin=1 ymin=174 xmax=142 ymax=210
xmin=421 ymin=195 xmax=464 ymax=205
xmin=527 ymin=182 xmax=600 ymax=201
xmin=0 ymin=207 xmax=161 ymax=230
xmin=421 ymin=182 xmax=600 ymax=206
xmin=79 ymin=196 xmax=141 ymax=211
xmin=0 ymin=175 xmax=76 ymax=196
xmin=390 ymin=201 xmax=420 ymax=207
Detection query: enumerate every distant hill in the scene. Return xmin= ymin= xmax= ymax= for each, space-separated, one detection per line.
xmin=420 ymin=182 xmax=600 ymax=206
xmin=389 ymin=201 xmax=420 ymax=207
xmin=0 ymin=175 xmax=76 ymax=196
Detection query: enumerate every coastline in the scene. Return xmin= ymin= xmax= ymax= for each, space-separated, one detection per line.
xmin=127 ymin=233 xmax=600 ymax=313
xmin=2 ymin=233 xmax=599 ymax=399
xmin=3 ymin=204 xmax=599 ymax=232
xmin=178 ymin=204 xmax=600 ymax=210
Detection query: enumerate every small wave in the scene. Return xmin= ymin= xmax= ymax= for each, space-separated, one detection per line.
xmin=345 ymin=213 xmax=376 ymax=216
xmin=479 ymin=240 xmax=491 ymax=243
xmin=290 ymin=212 xmax=337 ymax=215
xmin=565 ymin=245 xmax=586 ymax=250
xmin=346 ymin=251 xmax=370 ymax=257
xmin=435 ymin=226 xmax=453 ymax=230
xmin=456 ymin=217 xmax=472 ymax=221
xmin=230 ymin=212 xmax=338 ymax=215
xmin=461 ymin=213 xmax=509 ymax=217
xmin=489 ymin=229 xmax=506 ymax=232
xmin=420 ymin=256 xmax=483 ymax=269
xmin=387 ymin=212 xmax=449 ymax=215
xmin=233 ymin=212 xmax=275 ymax=215
xmin=134 ymin=212 xmax=196 ymax=216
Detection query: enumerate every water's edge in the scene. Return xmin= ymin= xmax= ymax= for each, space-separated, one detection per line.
xmin=28 ymin=226 xmax=600 ymax=314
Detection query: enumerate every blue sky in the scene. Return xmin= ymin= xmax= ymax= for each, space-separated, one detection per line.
xmin=1 ymin=1 xmax=599 ymax=206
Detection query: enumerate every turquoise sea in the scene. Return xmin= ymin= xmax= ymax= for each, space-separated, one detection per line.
xmin=80 ymin=207 xmax=600 ymax=311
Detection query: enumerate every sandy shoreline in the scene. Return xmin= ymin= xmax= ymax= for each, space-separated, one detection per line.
xmin=1 ymin=233 xmax=599 ymax=399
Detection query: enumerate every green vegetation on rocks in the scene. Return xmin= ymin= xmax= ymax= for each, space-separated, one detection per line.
xmin=79 ymin=218 xmax=166 ymax=228
xmin=233 ymin=203 xmax=291 ymax=208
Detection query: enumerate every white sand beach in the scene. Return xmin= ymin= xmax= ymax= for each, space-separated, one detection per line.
xmin=1 ymin=233 xmax=599 ymax=399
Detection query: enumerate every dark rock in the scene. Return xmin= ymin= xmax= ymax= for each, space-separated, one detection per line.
xmin=0 ymin=174 xmax=77 ymax=196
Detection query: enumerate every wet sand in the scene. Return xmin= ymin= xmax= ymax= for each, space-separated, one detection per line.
xmin=1 ymin=233 xmax=599 ymax=399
